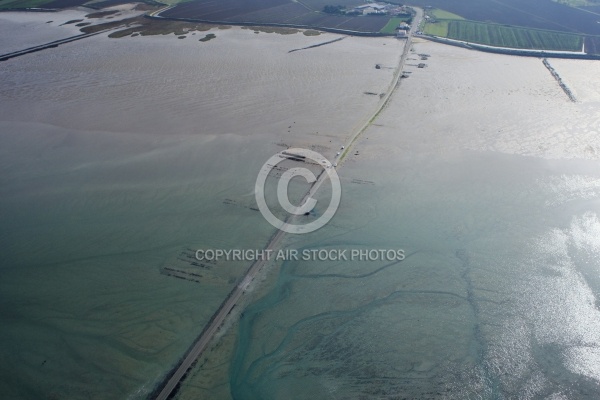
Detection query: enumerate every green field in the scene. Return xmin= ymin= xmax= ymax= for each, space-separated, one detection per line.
xmin=423 ymin=20 xmax=449 ymax=36
xmin=379 ymin=16 xmax=411 ymax=34
xmin=425 ymin=19 xmax=583 ymax=51
xmin=429 ymin=8 xmax=464 ymax=20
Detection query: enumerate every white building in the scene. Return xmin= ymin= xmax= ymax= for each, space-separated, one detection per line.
xmin=355 ymin=3 xmax=387 ymax=14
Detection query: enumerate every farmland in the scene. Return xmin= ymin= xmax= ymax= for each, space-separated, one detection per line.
xmin=585 ymin=36 xmax=600 ymax=54
xmin=160 ymin=0 xmax=393 ymax=34
xmin=407 ymin=0 xmax=600 ymax=35
xmin=380 ymin=16 xmax=412 ymax=34
xmin=428 ymin=9 xmax=464 ymax=20
xmin=158 ymin=0 xmax=600 ymax=46
xmin=554 ymin=0 xmax=599 ymax=7
xmin=3 ymin=0 xmax=600 ymax=53
xmin=423 ymin=20 xmax=449 ymax=37
xmin=3 ymin=0 xmax=600 ymax=39
xmin=435 ymin=20 xmax=584 ymax=51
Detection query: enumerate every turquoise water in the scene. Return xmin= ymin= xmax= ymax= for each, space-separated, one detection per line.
xmin=0 ymin=122 xmax=278 ymax=398
xmin=228 ymin=149 xmax=600 ymax=398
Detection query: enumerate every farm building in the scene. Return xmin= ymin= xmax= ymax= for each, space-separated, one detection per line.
xmin=354 ymin=3 xmax=388 ymax=14
xmin=356 ymin=3 xmax=387 ymax=10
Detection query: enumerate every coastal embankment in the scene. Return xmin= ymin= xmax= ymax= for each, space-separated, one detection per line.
xmin=419 ymin=34 xmax=600 ymax=60
xmin=0 ymin=30 xmax=110 ymax=61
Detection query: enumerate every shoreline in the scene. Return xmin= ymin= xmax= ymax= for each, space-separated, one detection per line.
xmin=3 ymin=6 xmax=600 ymax=59
xmin=144 ymin=13 xmax=391 ymax=38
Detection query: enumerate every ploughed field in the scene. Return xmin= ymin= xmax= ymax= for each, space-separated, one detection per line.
xmin=160 ymin=0 xmax=391 ymax=33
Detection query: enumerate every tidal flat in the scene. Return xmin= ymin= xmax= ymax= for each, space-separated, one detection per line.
xmin=0 ymin=14 xmax=402 ymax=399
xmin=175 ymin=40 xmax=600 ymax=399
xmin=2 ymin=10 xmax=600 ymax=399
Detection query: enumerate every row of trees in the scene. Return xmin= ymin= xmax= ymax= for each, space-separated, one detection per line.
xmin=322 ymin=5 xmax=345 ymax=14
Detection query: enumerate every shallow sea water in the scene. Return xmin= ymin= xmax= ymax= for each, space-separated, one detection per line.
xmin=186 ymin=42 xmax=600 ymax=399
xmin=226 ymin=150 xmax=600 ymax=399
xmin=0 ymin=17 xmax=403 ymax=399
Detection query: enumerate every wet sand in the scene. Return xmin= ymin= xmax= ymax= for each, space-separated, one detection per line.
xmin=0 ymin=16 xmax=403 ymax=399
xmin=0 ymin=7 xmax=144 ymax=54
